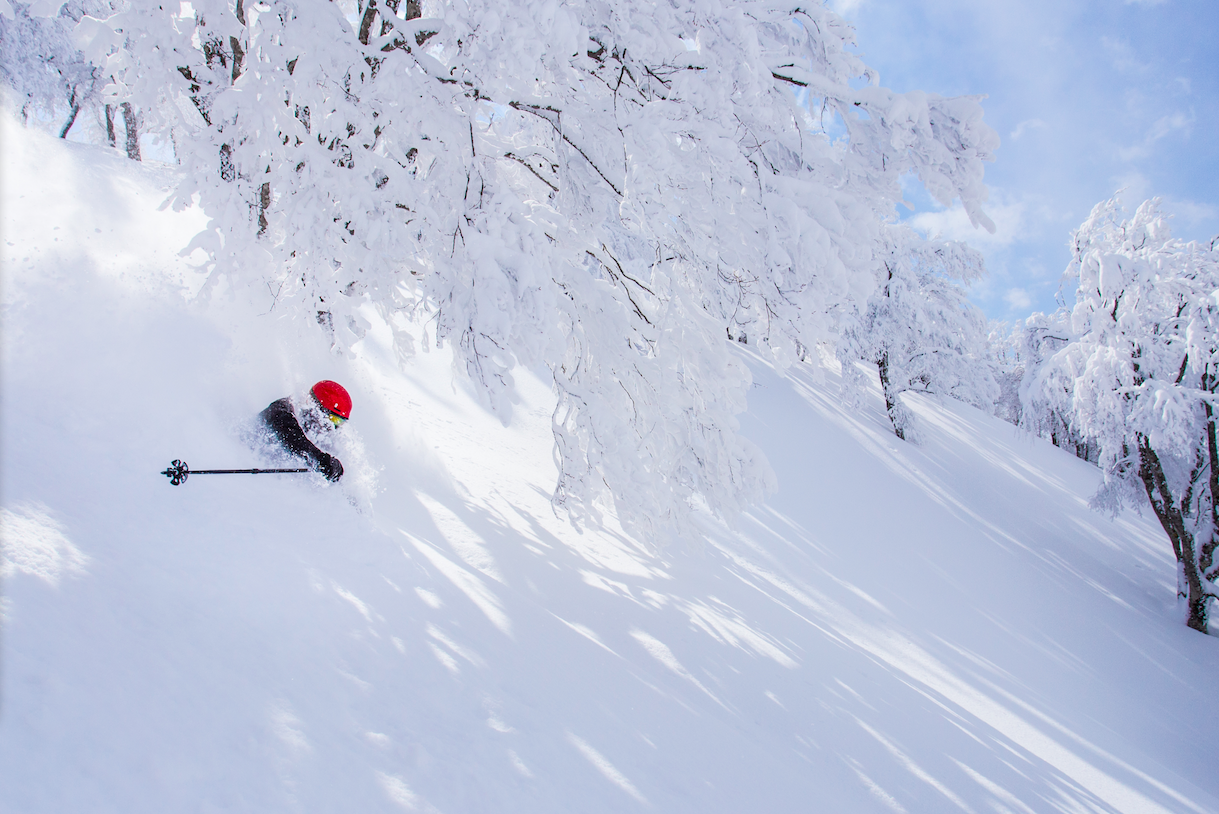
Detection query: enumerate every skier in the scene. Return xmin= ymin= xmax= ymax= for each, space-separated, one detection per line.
xmin=260 ymin=380 xmax=351 ymax=482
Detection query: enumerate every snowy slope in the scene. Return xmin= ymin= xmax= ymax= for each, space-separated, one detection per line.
xmin=2 ymin=119 xmax=1217 ymax=814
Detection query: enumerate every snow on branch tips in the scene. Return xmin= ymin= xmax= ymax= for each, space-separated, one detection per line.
xmin=59 ymin=0 xmax=998 ymax=541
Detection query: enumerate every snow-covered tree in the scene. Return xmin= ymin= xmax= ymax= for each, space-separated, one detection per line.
xmin=1004 ymin=309 xmax=1097 ymax=461
xmin=1028 ymin=196 xmax=1219 ymax=632
xmin=0 ymin=0 xmax=112 ymax=138
xmin=839 ymin=226 xmax=997 ymax=440
xmin=987 ymin=320 xmax=1023 ymax=425
xmin=73 ymin=0 xmax=996 ymax=538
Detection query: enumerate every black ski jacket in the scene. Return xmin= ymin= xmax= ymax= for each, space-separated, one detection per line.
xmin=259 ymin=397 xmax=344 ymax=481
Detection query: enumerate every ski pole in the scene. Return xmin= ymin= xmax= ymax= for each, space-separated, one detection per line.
xmin=161 ymin=459 xmax=309 ymax=486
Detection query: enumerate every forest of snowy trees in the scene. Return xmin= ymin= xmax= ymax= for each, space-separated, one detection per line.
xmin=3 ymin=0 xmax=1216 ymax=631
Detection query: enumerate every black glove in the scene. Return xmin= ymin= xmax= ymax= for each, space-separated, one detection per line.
xmin=316 ymin=452 xmax=344 ymax=482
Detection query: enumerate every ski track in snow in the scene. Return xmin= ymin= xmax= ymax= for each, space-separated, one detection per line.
xmin=2 ymin=116 xmax=1218 ymax=814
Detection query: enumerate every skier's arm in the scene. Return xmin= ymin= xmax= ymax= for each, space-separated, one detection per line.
xmin=260 ymin=398 xmax=336 ymax=475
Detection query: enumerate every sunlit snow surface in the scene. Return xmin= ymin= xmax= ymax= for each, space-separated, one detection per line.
xmin=2 ymin=118 xmax=1217 ymax=814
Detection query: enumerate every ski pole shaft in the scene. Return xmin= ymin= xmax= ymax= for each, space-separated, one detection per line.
xmin=190 ymin=468 xmax=311 ymax=475
xmin=161 ymin=460 xmax=309 ymax=485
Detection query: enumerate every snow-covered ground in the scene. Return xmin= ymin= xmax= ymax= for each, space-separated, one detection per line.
xmin=2 ymin=118 xmax=1216 ymax=814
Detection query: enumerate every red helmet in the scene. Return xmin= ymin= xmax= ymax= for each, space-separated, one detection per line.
xmin=311 ymin=380 xmax=352 ymax=419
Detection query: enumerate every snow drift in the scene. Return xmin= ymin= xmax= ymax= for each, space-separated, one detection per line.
xmin=2 ymin=118 xmax=1217 ymax=813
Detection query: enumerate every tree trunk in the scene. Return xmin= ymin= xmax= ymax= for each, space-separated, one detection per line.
xmin=358 ymin=0 xmax=379 ymax=44
xmin=1137 ymin=437 xmax=1211 ymax=633
xmin=878 ymin=352 xmax=905 ymax=441
xmin=1203 ymin=398 xmax=1219 ymax=583
xmin=121 ymin=103 xmax=141 ymax=161
xmin=59 ymin=86 xmax=81 ymax=139
xmin=231 ymin=0 xmax=247 ymax=83
xmin=257 ymin=180 xmax=271 ymax=235
xmin=230 ymin=35 xmax=246 ymax=84
xmin=220 ymin=143 xmax=235 ymax=181
xmin=105 ymin=104 xmax=117 ymax=147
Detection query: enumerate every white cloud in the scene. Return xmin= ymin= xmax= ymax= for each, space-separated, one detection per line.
xmin=1117 ymin=110 xmax=1193 ymax=161
xmin=1101 ymin=36 xmax=1150 ymax=74
xmin=1009 ymin=119 xmax=1047 ymax=141
xmin=1163 ymin=197 xmax=1219 ymax=229
xmin=1147 ymin=110 xmax=1193 ymax=141
xmin=1003 ymin=288 xmax=1033 ymax=310
xmin=909 ymin=197 xmax=1025 ymax=251
xmin=1110 ymin=171 xmax=1152 ymax=203
xmin=838 ymin=0 xmax=1216 ymax=320
xmin=829 ymin=0 xmax=867 ymax=14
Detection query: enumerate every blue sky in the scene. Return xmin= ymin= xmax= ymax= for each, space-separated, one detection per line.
xmin=830 ymin=0 xmax=1219 ymax=321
